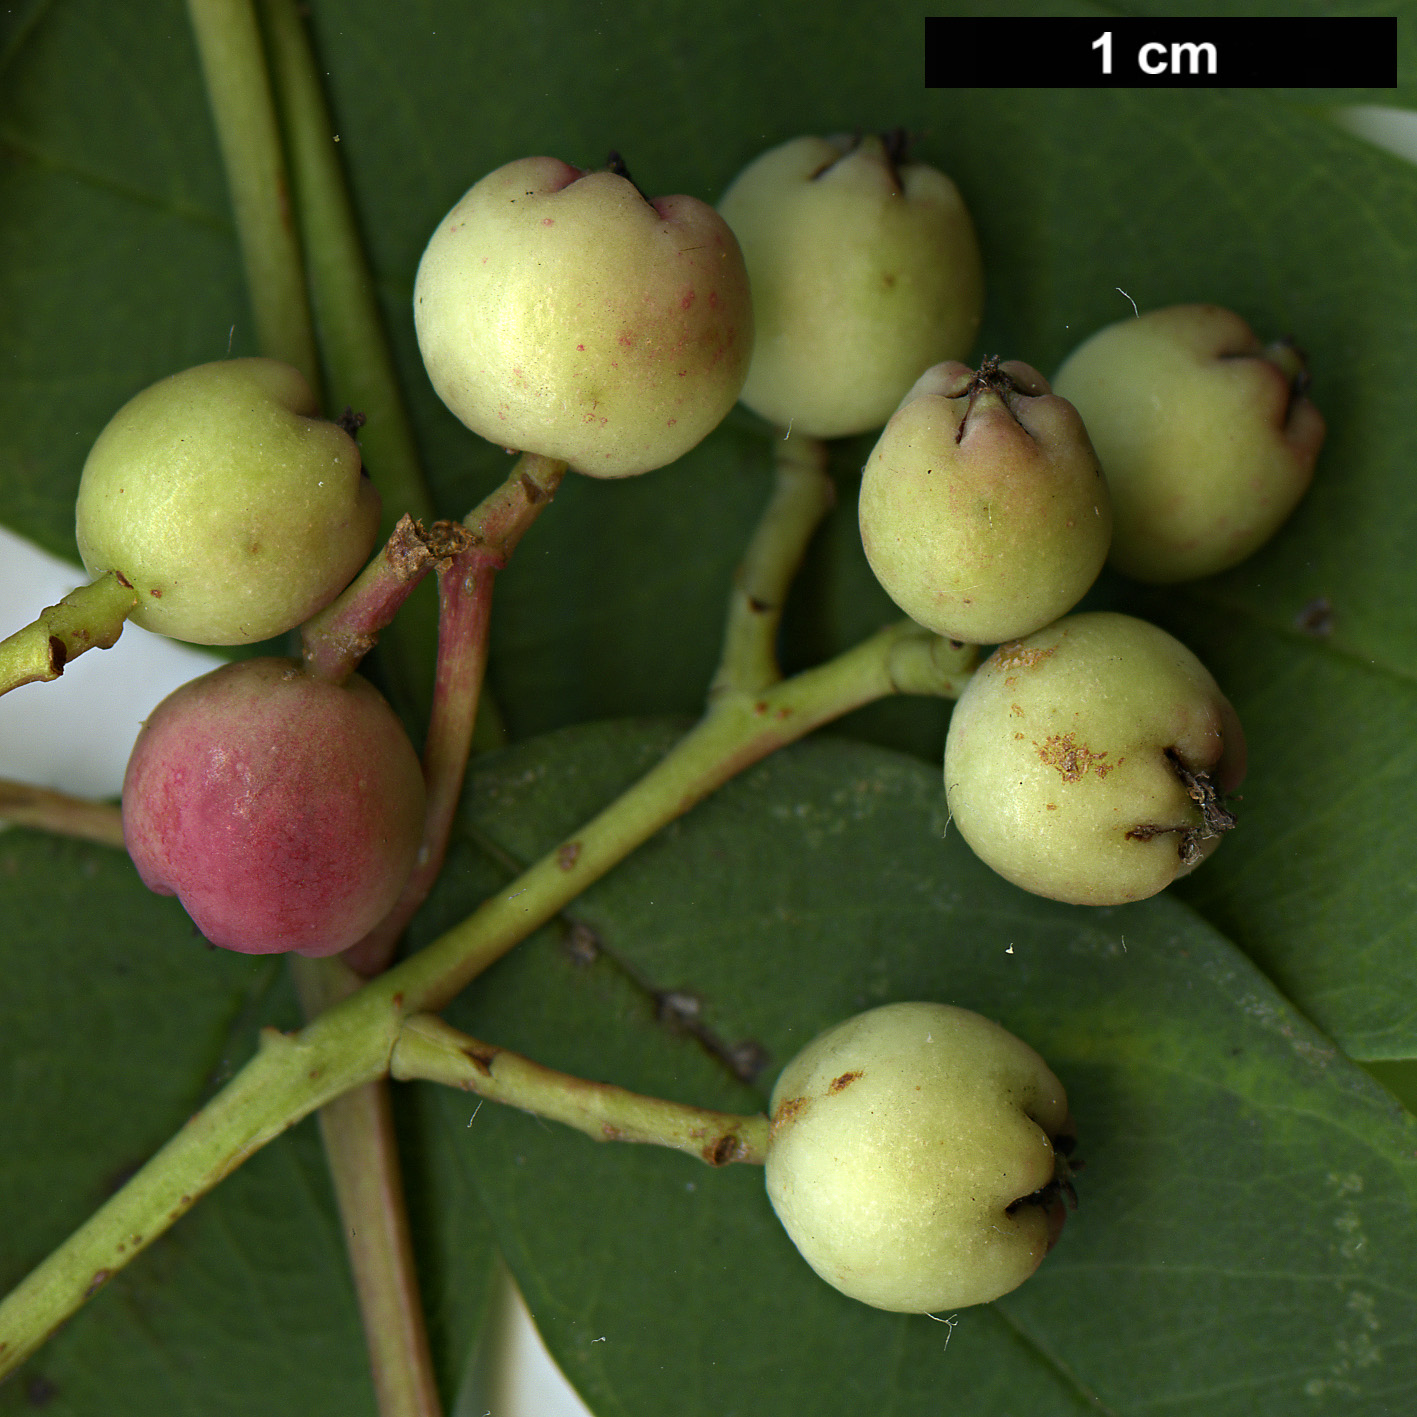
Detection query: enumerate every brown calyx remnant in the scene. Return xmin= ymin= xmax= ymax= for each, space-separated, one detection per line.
xmin=1037 ymin=733 xmax=1117 ymax=783
xmin=994 ymin=642 xmax=1056 ymax=672
xmin=828 ymin=1070 xmax=863 ymax=1094
xmin=954 ymin=355 xmax=1034 ymax=445
xmin=1125 ymin=750 xmax=1238 ymax=864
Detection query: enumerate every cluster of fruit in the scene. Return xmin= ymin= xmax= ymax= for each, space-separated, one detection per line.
xmin=64 ymin=132 xmax=1323 ymax=1317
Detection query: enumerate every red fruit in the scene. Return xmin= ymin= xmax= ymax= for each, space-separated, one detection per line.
xmin=123 ymin=658 xmax=426 ymax=957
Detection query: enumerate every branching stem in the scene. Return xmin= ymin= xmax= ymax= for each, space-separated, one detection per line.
xmin=301 ymin=515 xmax=459 ymax=684
xmin=343 ymin=455 xmax=567 ymax=975
xmin=0 ymin=618 xmax=970 ymax=1378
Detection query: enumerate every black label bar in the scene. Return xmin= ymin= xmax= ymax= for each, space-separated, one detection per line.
xmin=925 ymin=17 xmax=1398 ymax=89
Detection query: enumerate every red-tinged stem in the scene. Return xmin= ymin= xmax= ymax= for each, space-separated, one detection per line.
xmin=0 ymin=780 xmax=126 ymax=848
xmin=342 ymin=454 xmax=567 ymax=976
xmin=301 ymin=515 xmax=468 ymax=685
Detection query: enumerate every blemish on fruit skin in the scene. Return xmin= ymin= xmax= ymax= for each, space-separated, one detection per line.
xmin=829 ymin=1070 xmax=863 ymax=1094
xmin=994 ymin=642 xmax=1055 ymax=671
xmin=1037 ymin=733 xmax=1116 ymax=783
xmin=541 ymin=217 xmax=554 ymax=226
xmin=771 ymin=1096 xmax=808 ymax=1134
xmin=681 ymin=289 xmax=697 ymax=310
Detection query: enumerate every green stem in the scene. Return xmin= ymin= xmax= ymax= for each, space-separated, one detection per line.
xmin=392 ymin=1014 xmax=769 ymax=1167
xmin=0 ymin=780 xmax=125 ymax=848
xmin=710 ymin=433 xmax=834 ymax=700
xmin=0 ymin=621 xmax=971 ymax=1380
xmin=0 ymin=573 xmax=137 ymax=698
xmin=0 ymin=985 xmax=400 ymax=1380
xmin=186 ymin=0 xmax=319 ymax=387
xmin=292 ymin=959 xmax=444 ymax=1417
xmin=258 ymin=0 xmax=433 ymax=529
xmin=256 ymin=0 xmax=444 ymax=727
xmin=375 ymin=621 xmax=975 ymax=1017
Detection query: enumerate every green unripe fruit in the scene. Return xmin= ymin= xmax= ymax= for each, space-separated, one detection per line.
xmin=75 ymin=359 xmax=380 ymax=646
xmin=766 ymin=1002 xmax=1071 ymax=1313
xmin=858 ymin=358 xmax=1111 ymax=643
xmin=718 ymin=133 xmax=984 ymax=438
xmin=944 ymin=612 xmax=1246 ymax=906
xmin=1051 ymin=304 xmax=1325 ymax=582
xmin=413 ymin=155 xmax=753 ymax=478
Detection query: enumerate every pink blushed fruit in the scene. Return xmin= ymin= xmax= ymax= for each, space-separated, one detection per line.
xmin=413 ymin=155 xmax=753 ymax=477
xmin=123 ymin=658 xmax=426 ymax=957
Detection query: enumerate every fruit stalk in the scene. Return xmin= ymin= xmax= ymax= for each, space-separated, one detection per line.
xmin=185 ymin=0 xmax=320 ymax=387
xmin=709 ymin=433 xmax=835 ymax=699
xmin=300 ymin=514 xmax=460 ymax=684
xmin=391 ymin=1013 xmax=769 ymax=1166
xmin=343 ymin=454 xmax=568 ymax=974
xmin=0 ymin=779 xmax=125 ymax=846
xmin=0 ymin=572 xmax=137 ymax=697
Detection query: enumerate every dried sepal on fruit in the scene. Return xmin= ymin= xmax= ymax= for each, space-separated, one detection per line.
xmin=859 ymin=358 xmax=1111 ymax=644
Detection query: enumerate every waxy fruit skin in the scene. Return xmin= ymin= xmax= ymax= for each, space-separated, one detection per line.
xmin=719 ymin=134 xmax=984 ymax=438
xmin=766 ymin=1002 xmax=1070 ymax=1312
xmin=76 ymin=359 xmax=380 ymax=646
xmin=944 ymin=612 xmax=1247 ymax=906
xmin=1052 ymin=304 xmax=1325 ymax=583
xmin=414 ymin=156 xmax=753 ymax=478
xmin=123 ymin=658 xmax=426 ymax=957
xmin=859 ymin=359 xmax=1111 ymax=643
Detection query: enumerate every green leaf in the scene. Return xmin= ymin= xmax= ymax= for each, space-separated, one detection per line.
xmin=0 ymin=831 xmax=498 ymax=1414
xmin=429 ymin=719 xmax=1417 ymax=1417
xmin=2 ymin=1 xmax=1416 ymax=1413
xmin=3 ymin=0 xmax=1412 ymax=1055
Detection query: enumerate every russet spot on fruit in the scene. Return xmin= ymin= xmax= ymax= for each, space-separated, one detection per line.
xmin=944 ymin=612 xmax=1247 ymax=905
